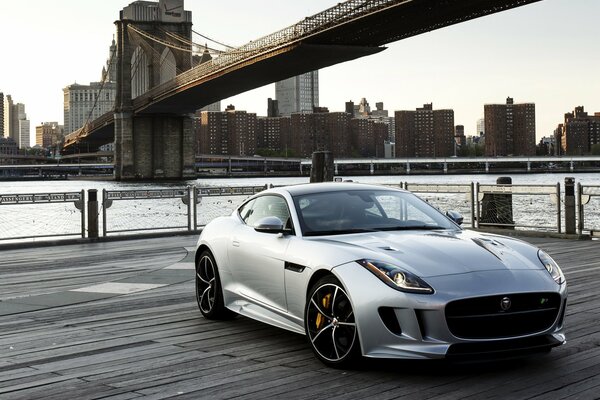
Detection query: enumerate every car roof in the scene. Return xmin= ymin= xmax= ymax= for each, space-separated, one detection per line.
xmin=271 ymin=182 xmax=406 ymax=197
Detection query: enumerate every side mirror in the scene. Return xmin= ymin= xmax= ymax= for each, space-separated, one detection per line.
xmin=254 ymin=216 xmax=285 ymax=233
xmin=446 ymin=210 xmax=464 ymax=225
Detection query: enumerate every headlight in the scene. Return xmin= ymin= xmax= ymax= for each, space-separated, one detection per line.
xmin=357 ymin=259 xmax=434 ymax=294
xmin=538 ymin=250 xmax=565 ymax=285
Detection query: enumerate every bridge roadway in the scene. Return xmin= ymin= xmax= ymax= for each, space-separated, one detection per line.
xmin=0 ymin=235 xmax=598 ymax=399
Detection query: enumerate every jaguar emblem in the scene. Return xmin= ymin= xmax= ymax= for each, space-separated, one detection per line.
xmin=500 ymin=296 xmax=512 ymax=311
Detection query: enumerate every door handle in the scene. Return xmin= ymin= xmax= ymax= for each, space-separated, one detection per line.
xmin=232 ymin=238 xmax=240 ymax=247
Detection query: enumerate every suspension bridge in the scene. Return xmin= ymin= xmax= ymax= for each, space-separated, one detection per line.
xmin=62 ymin=0 xmax=542 ymax=180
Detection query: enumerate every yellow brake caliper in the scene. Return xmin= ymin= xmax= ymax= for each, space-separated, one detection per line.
xmin=315 ymin=293 xmax=332 ymax=330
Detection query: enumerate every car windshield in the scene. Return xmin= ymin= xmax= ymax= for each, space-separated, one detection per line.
xmin=293 ymin=189 xmax=458 ymax=237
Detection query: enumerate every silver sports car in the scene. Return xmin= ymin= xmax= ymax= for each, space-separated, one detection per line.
xmin=194 ymin=183 xmax=567 ymax=367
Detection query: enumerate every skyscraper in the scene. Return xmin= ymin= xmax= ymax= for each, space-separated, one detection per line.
xmin=484 ymin=97 xmax=535 ymax=156
xmin=558 ymin=106 xmax=600 ymax=155
xmin=0 ymin=92 xmax=4 ymax=137
xmin=63 ymin=41 xmax=117 ymax=134
xmin=275 ymin=71 xmax=319 ymax=116
xmin=3 ymin=94 xmax=12 ymax=140
xmin=395 ymin=104 xmax=454 ymax=158
xmin=7 ymin=102 xmax=30 ymax=149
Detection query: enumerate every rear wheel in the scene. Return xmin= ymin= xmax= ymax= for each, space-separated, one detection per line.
xmin=195 ymin=250 xmax=235 ymax=320
xmin=305 ymin=275 xmax=360 ymax=368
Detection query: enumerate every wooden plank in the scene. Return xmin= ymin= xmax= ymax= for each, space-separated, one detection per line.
xmin=0 ymin=235 xmax=599 ymax=399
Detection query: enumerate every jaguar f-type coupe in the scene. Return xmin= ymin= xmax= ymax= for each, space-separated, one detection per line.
xmin=194 ymin=183 xmax=567 ymax=367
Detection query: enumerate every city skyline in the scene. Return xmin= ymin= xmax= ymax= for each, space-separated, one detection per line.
xmin=1 ymin=0 xmax=599 ymax=146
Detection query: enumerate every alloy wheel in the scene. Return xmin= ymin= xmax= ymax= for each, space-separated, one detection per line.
xmin=306 ymin=282 xmax=357 ymax=363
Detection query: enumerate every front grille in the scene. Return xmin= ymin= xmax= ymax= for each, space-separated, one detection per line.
xmin=445 ymin=293 xmax=561 ymax=339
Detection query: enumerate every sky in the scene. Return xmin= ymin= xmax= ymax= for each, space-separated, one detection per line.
xmin=1 ymin=0 xmax=599 ymax=145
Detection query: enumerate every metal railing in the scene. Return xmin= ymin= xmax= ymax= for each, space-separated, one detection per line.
xmin=0 ymin=191 xmax=85 ymax=241
xmin=193 ymin=186 xmax=268 ymax=230
xmin=476 ymin=183 xmax=561 ymax=232
xmin=404 ymin=183 xmax=475 ymax=228
xmin=102 ymin=187 xmax=192 ymax=236
xmin=578 ymin=184 xmax=600 ymax=236
xmin=2 ymin=180 xmax=598 ymax=244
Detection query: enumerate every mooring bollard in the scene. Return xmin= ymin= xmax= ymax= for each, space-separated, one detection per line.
xmin=87 ymin=189 xmax=99 ymax=239
xmin=564 ymin=177 xmax=576 ymax=234
xmin=310 ymin=151 xmax=334 ymax=183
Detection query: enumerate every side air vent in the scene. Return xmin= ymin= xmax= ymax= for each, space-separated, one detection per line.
xmin=378 ymin=307 xmax=402 ymax=335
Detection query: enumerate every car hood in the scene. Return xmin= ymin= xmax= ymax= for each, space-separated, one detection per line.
xmin=311 ymin=229 xmax=543 ymax=278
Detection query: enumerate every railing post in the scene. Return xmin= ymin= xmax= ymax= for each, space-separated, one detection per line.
xmin=475 ymin=182 xmax=481 ymax=229
xmin=187 ymin=186 xmax=192 ymax=231
xmin=564 ymin=177 xmax=576 ymax=234
xmin=87 ymin=189 xmax=99 ymax=239
xmin=102 ymin=189 xmax=108 ymax=237
xmin=80 ymin=189 xmax=86 ymax=238
xmin=470 ymin=182 xmax=475 ymax=229
xmin=556 ymin=183 xmax=561 ymax=234
xmin=193 ymin=186 xmax=198 ymax=232
xmin=577 ymin=183 xmax=584 ymax=235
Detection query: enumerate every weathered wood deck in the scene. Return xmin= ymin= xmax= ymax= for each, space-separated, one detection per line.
xmin=0 ymin=235 xmax=599 ymax=399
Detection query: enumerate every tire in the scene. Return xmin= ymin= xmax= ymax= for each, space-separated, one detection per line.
xmin=305 ymin=275 xmax=361 ymax=368
xmin=195 ymin=250 xmax=235 ymax=320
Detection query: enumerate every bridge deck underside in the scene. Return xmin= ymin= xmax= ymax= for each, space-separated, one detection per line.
xmin=305 ymin=0 xmax=541 ymax=46
xmin=136 ymin=43 xmax=384 ymax=115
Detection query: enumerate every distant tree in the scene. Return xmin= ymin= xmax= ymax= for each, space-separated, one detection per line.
xmin=458 ymin=143 xmax=484 ymax=157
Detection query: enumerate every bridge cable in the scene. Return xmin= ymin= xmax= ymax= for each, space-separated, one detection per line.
xmin=191 ymin=29 xmax=234 ymax=49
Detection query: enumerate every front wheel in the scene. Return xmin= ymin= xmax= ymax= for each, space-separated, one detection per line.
xmin=195 ymin=250 xmax=235 ymax=320
xmin=305 ymin=275 xmax=361 ymax=368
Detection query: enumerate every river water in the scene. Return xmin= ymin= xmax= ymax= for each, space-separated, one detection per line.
xmin=2 ymin=172 xmax=599 ymax=193
xmin=1 ymin=173 xmax=599 ymax=242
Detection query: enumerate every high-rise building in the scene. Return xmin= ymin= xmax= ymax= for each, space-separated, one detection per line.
xmin=484 ymin=97 xmax=535 ymax=156
xmin=349 ymin=98 xmax=394 ymax=142
xmin=35 ymin=122 xmax=64 ymax=148
xmin=267 ymin=98 xmax=279 ymax=118
xmin=196 ymin=106 xmax=257 ymax=156
xmin=6 ymin=102 xmax=30 ymax=149
xmin=477 ymin=118 xmax=485 ymax=136
xmin=3 ymin=94 xmax=13 ymax=140
xmin=455 ymin=125 xmax=466 ymax=155
xmin=395 ymin=104 xmax=454 ymax=158
xmin=63 ymin=41 xmax=118 ymax=134
xmin=63 ymin=82 xmax=116 ymax=134
xmin=289 ymin=111 xmax=328 ymax=157
xmin=0 ymin=92 xmax=4 ymax=137
xmin=197 ymin=111 xmax=228 ymax=155
xmin=328 ymin=112 xmax=352 ymax=157
xmin=275 ymin=71 xmax=319 ymax=116
xmin=257 ymin=116 xmax=291 ymax=155
xmin=557 ymin=106 xmax=600 ymax=155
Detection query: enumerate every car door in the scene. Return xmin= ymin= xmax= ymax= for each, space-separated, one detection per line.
xmin=228 ymin=194 xmax=293 ymax=311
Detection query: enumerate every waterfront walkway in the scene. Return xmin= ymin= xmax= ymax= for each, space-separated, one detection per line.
xmin=0 ymin=235 xmax=599 ymax=399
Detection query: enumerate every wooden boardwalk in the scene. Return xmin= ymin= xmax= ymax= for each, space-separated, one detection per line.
xmin=0 ymin=235 xmax=599 ymax=399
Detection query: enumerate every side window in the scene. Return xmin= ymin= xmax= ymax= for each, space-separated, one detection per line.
xmin=238 ymin=199 xmax=256 ymax=224
xmin=244 ymin=196 xmax=291 ymax=228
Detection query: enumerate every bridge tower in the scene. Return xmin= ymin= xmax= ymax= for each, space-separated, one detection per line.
xmin=115 ymin=0 xmax=195 ymax=180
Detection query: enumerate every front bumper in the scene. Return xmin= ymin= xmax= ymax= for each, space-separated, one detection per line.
xmin=333 ymin=262 xmax=567 ymax=360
